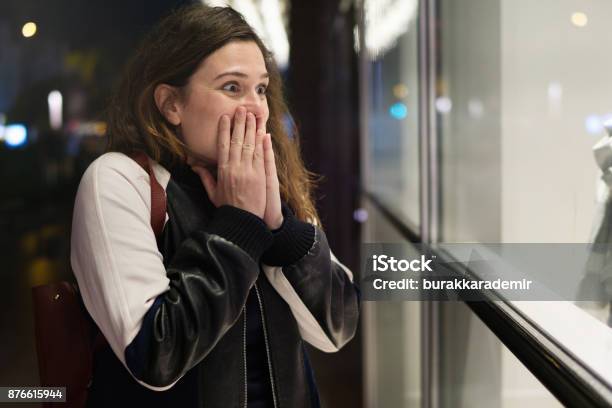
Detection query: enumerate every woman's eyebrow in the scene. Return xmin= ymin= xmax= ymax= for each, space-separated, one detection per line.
xmin=214 ymin=71 xmax=269 ymax=80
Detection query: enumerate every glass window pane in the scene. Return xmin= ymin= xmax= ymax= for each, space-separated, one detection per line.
xmin=437 ymin=0 xmax=612 ymax=390
xmin=441 ymin=302 xmax=563 ymax=408
xmin=365 ymin=2 xmax=420 ymax=229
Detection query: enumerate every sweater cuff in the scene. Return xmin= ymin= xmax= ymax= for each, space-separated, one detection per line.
xmin=261 ymin=202 xmax=316 ymax=266
xmin=204 ymin=205 xmax=273 ymax=261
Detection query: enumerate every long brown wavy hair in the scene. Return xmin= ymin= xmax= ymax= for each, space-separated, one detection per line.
xmin=104 ymin=4 xmax=321 ymax=227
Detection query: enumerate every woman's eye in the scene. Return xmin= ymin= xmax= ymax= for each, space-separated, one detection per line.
xmin=222 ymin=83 xmax=239 ymax=92
xmin=222 ymin=82 xmax=267 ymax=95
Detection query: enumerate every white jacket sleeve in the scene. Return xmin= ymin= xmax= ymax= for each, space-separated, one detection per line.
xmin=70 ymin=152 xmax=176 ymax=390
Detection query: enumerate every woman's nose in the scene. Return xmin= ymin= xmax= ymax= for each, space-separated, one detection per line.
xmin=240 ymin=102 xmax=265 ymax=120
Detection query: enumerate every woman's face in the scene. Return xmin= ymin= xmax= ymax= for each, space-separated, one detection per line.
xmin=170 ymin=40 xmax=270 ymax=165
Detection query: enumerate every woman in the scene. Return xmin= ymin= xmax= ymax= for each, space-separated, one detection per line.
xmin=70 ymin=4 xmax=360 ymax=408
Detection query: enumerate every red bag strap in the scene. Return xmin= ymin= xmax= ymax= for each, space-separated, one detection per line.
xmin=129 ymin=150 xmax=167 ymax=239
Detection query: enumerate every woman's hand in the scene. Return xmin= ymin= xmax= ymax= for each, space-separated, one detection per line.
xmin=262 ymin=132 xmax=283 ymax=230
xmin=190 ymin=106 xmax=267 ymax=219
xmin=190 ymin=106 xmax=284 ymax=230
xmin=255 ymin=115 xmax=283 ymax=230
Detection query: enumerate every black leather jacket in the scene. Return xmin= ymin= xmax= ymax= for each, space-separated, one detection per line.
xmin=84 ymin=159 xmax=361 ymax=408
